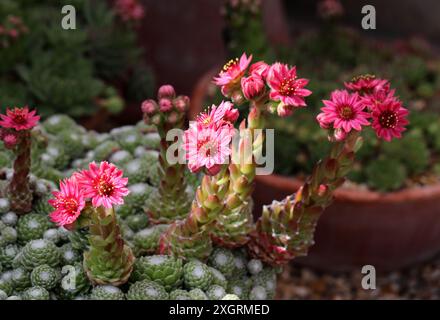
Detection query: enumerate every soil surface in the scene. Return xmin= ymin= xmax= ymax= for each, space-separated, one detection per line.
xmin=276 ymin=255 xmax=440 ymax=300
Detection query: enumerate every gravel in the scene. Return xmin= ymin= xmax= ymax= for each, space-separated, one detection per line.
xmin=276 ymin=255 xmax=440 ymax=299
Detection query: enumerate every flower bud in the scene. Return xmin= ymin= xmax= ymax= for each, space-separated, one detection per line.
xmin=231 ymin=90 xmax=245 ymax=106
xmin=159 ymin=98 xmax=173 ymax=112
xmin=3 ymin=133 xmax=18 ymax=149
xmin=158 ymin=84 xmax=176 ymax=99
xmin=241 ymin=74 xmax=265 ymax=101
xmin=276 ymin=103 xmax=293 ymax=117
xmin=174 ymin=95 xmax=190 ymax=112
xmin=249 ymin=61 xmax=270 ymax=79
xmin=225 ymin=108 xmax=239 ymax=123
xmin=316 ymin=112 xmax=331 ymax=129
xmin=334 ymin=128 xmax=347 ymax=141
xmin=141 ymin=99 xmax=158 ymax=115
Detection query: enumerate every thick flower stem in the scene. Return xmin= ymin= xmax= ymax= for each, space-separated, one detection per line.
xmin=211 ymin=102 xmax=265 ymax=247
xmin=146 ymin=114 xmax=191 ymax=224
xmin=83 ymin=206 xmax=134 ymax=286
xmin=159 ymin=166 xmax=230 ymax=260
xmin=247 ymin=131 xmax=362 ymax=266
xmin=9 ymin=131 xmax=32 ymax=214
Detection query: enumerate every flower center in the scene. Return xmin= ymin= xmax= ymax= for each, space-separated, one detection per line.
xmin=351 ymin=74 xmax=376 ymax=83
xmin=197 ymin=138 xmax=217 ymax=157
xmin=12 ymin=112 xmax=27 ymax=124
xmin=62 ymin=198 xmax=79 ymax=215
xmin=379 ymin=110 xmax=397 ymax=129
xmin=96 ymin=177 xmax=115 ymax=196
xmin=201 ymin=116 xmax=211 ymax=125
xmin=338 ymin=105 xmax=354 ymax=120
xmin=279 ymin=77 xmax=298 ymax=96
xmin=221 ymin=58 xmax=239 ymax=74
xmin=197 ymin=113 xmax=212 ymax=126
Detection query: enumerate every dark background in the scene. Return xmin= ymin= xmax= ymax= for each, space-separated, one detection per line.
xmin=137 ymin=0 xmax=440 ymax=96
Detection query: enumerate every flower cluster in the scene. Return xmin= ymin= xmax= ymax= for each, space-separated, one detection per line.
xmin=49 ymin=161 xmax=129 ymax=227
xmin=0 ymin=15 xmax=28 ymax=48
xmin=0 ymin=106 xmax=40 ymax=149
xmin=317 ymin=76 xmax=409 ymax=141
xmin=213 ymin=53 xmax=312 ymax=117
xmin=317 ymin=0 xmax=344 ymax=20
xmin=141 ymin=85 xmax=190 ymax=125
xmin=114 ymin=0 xmax=145 ymax=22
xmin=188 ymin=53 xmax=313 ymax=175
xmin=184 ymin=101 xmax=238 ymax=175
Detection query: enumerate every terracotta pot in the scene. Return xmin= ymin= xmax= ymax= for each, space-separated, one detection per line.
xmin=255 ymin=174 xmax=440 ymax=272
xmin=189 ymin=67 xmax=220 ymax=120
xmin=191 ymin=69 xmax=440 ymax=272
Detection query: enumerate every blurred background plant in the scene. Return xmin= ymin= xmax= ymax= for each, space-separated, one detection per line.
xmin=0 ymin=0 xmax=154 ymax=126
xmin=200 ymin=0 xmax=440 ymax=193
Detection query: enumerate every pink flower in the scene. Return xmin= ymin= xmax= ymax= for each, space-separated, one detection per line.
xmin=197 ymin=101 xmax=239 ymax=128
xmin=371 ymin=99 xmax=409 ymax=142
xmin=318 ymin=90 xmax=370 ymax=133
xmin=361 ymin=86 xmax=397 ymax=111
xmin=249 ymin=61 xmax=270 ymax=79
xmin=267 ymin=63 xmax=312 ymax=107
xmin=114 ymin=0 xmax=145 ymax=22
xmin=344 ymin=75 xmax=389 ymax=95
xmin=0 ymin=106 xmax=40 ymax=131
xmin=75 ymin=161 xmax=129 ymax=208
xmin=214 ymin=53 xmax=252 ymax=94
xmin=241 ymin=74 xmax=265 ymax=100
xmin=49 ymin=178 xmax=86 ymax=227
xmin=184 ymin=123 xmax=234 ymax=175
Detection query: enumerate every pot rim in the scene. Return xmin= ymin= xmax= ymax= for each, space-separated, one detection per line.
xmin=255 ymin=173 xmax=440 ymax=203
